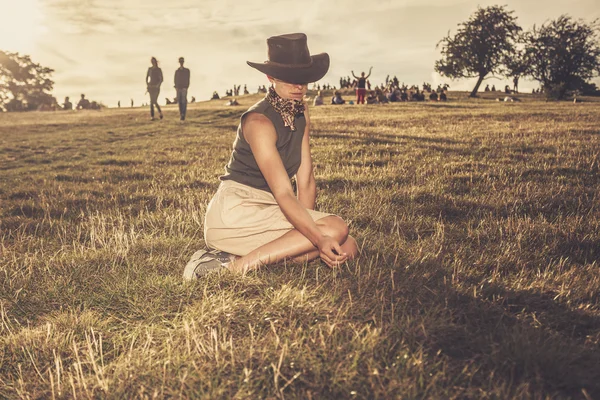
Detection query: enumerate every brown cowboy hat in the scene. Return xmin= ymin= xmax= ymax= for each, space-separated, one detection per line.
xmin=247 ymin=33 xmax=329 ymax=84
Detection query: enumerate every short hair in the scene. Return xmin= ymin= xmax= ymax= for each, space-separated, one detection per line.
xmin=179 ymin=57 xmax=184 ymax=62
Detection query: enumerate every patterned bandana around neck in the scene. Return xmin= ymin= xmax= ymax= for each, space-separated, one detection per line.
xmin=265 ymin=86 xmax=305 ymax=132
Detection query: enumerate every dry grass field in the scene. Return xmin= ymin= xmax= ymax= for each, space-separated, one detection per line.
xmin=1 ymin=91 xmax=599 ymax=399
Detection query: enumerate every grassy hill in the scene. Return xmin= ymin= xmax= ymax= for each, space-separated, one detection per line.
xmin=1 ymin=94 xmax=599 ymax=399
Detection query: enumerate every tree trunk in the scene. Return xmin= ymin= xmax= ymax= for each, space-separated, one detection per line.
xmin=470 ymin=74 xmax=486 ymax=97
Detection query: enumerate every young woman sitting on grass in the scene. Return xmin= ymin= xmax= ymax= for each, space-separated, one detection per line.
xmin=184 ymin=33 xmax=358 ymax=279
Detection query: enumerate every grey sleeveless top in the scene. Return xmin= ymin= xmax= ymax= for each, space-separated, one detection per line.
xmin=220 ymin=98 xmax=306 ymax=192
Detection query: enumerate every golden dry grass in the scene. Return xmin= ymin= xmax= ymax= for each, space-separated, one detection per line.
xmin=1 ymin=92 xmax=599 ymax=399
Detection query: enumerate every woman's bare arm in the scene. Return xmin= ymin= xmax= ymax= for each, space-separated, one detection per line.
xmin=296 ymin=106 xmax=316 ymax=210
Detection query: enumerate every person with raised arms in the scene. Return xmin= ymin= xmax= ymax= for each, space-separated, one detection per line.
xmin=184 ymin=33 xmax=358 ymax=279
xmin=351 ymin=66 xmax=372 ymax=104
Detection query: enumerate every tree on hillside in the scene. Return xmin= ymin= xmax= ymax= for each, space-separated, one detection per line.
xmin=0 ymin=51 xmax=56 ymax=111
xmin=434 ymin=5 xmax=522 ymax=97
xmin=523 ymin=16 xmax=600 ymax=100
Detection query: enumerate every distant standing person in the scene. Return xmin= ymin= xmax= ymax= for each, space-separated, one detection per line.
xmin=146 ymin=57 xmax=164 ymax=120
xmin=174 ymin=57 xmax=190 ymax=121
xmin=351 ymin=66 xmax=372 ymax=104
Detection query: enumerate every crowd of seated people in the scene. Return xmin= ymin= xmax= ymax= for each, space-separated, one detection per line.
xmin=204 ymin=75 xmax=454 ymax=108
xmin=484 ymin=83 xmax=530 ymax=95
xmin=358 ymin=82 xmax=449 ymax=104
xmin=60 ymin=94 xmax=102 ymax=110
xmin=51 ymin=74 xmax=456 ymax=113
xmin=221 ymin=85 xmax=266 ymax=97
xmin=305 ymin=77 xmax=451 ymax=105
xmin=223 ymin=84 xmax=258 ymax=97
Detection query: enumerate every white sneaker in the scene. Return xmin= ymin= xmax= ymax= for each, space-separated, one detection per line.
xmin=182 ymin=249 xmax=232 ymax=280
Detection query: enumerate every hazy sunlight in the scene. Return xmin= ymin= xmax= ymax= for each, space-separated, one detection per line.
xmin=0 ymin=0 xmax=45 ymax=53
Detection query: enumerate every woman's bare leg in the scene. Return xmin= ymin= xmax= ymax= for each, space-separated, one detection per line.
xmin=226 ymin=216 xmax=358 ymax=273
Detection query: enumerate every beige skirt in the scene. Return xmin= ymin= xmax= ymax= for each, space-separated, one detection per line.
xmin=204 ymin=180 xmax=332 ymax=256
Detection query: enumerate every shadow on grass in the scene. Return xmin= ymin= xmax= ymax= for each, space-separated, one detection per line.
xmin=97 ymin=159 xmax=143 ymax=166
xmin=315 ymin=176 xmax=409 ymax=191
xmin=250 ymin=255 xmax=600 ymax=398
xmin=433 ymin=283 xmax=600 ymax=398
xmin=370 ymin=256 xmax=600 ymax=398
xmin=313 ymin=130 xmax=462 ymax=145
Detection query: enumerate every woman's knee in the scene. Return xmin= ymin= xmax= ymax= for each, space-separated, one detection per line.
xmin=317 ymin=215 xmax=349 ymax=243
xmin=343 ymin=235 xmax=359 ymax=259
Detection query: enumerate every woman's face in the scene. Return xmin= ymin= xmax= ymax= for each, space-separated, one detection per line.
xmin=269 ymin=77 xmax=307 ymax=101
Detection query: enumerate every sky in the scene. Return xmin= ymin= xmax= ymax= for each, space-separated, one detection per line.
xmin=0 ymin=0 xmax=599 ymax=107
